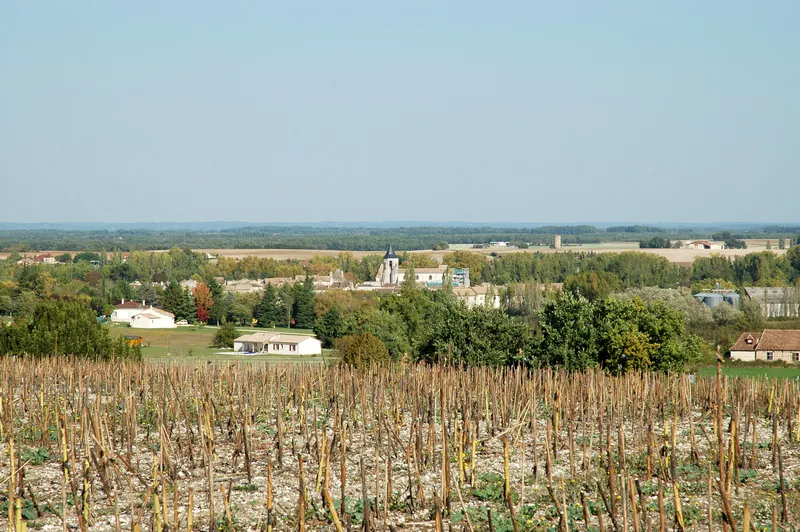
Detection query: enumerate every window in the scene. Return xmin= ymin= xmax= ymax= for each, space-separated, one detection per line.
xmin=290 ymin=344 xmax=297 ymax=352
xmin=794 ymin=352 xmax=799 ymax=362
xmin=766 ymin=352 xmax=773 ymax=361
xmin=415 ymin=275 xmax=419 ymax=280
xmin=429 ymin=275 xmax=433 ymax=280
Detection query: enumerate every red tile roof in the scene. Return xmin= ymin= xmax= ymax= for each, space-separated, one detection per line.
xmin=115 ymin=301 xmax=148 ymax=309
xmin=756 ymin=330 xmax=800 ymax=352
xmin=730 ymin=330 xmax=800 ymax=352
xmin=730 ymin=332 xmax=762 ymax=352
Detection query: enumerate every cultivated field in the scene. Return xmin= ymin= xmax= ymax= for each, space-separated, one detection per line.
xmin=1 ymin=360 xmax=798 ymax=531
xmin=0 ymin=241 xmax=785 ymax=264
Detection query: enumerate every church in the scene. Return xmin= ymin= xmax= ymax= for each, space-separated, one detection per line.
xmin=373 ymin=245 xmax=470 ymax=288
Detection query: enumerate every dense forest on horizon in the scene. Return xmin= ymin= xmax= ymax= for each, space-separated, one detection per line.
xmin=1 ymin=225 xmax=799 ymax=252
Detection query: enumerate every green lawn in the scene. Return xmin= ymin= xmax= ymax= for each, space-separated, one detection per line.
xmin=762 ymin=318 xmax=800 ymax=330
xmin=697 ymin=365 xmax=800 ymax=379
xmin=141 ymin=346 xmax=332 ymax=364
xmin=108 ymin=323 xmax=325 ymax=363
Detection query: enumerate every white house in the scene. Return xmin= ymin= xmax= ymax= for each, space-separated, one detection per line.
xmin=233 ymin=332 xmax=321 ymax=355
xmin=110 ymin=300 xmax=149 ymax=323
xmin=234 ymin=332 xmax=278 ymax=353
xmin=268 ymin=334 xmax=322 ymax=355
xmin=130 ymin=307 xmax=177 ymax=329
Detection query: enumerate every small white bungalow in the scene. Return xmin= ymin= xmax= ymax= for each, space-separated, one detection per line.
xmin=268 ymin=334 xmax=322 ymax=355
xmin=233 ymin=332 xmax=321 ymax=355
xmin=130 ymin=307 xmax=176 ymax=329
xmin=233 ymin=332 xmax=278 ymax=353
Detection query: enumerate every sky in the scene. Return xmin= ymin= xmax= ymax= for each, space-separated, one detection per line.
xmin=1 ymin=2 xmax=798 ymax=224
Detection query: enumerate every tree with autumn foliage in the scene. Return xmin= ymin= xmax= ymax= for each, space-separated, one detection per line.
xmin=192 ymin=282 xmax=214 ymax=324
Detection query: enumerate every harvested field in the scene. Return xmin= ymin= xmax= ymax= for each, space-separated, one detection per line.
xmin=1 ymin=360 xmax=798 ymax=531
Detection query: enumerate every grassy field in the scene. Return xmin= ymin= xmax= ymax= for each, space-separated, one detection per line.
xmin=108 ymin=324 xmax=326 ymax=363
xmin=763 ymin=318 xmax=800 ymax=330
xmin=698 ymin=364 xmax=800 ymax=379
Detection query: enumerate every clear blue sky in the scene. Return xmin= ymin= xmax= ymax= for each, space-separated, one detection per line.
xmin=1 ymin=2 xmax=798 ymax=224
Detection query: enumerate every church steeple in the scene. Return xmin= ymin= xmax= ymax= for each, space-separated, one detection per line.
xmin=383 ymin=245 xmax=398 ymax=260
xmin=381 ymin=244 xmax=400 ymax=285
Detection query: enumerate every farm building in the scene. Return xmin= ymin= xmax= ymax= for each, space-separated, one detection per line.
xmin=694 ymin=290 xmax=740 ymax=309
xmin=744 ymin=287 xmax=800 ymax=318
xmin=729 ymin=330 xmax=800 ymax=363
xmin=233 ymin=332 xmax=321 ymax=355
xmin=684 ymin=240 xmax=725 ymax=250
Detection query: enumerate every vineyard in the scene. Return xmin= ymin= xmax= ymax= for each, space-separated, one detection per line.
xmin=1 ymin=359 xmax=799 ymax=531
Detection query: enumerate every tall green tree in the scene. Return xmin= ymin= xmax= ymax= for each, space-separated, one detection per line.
xmin=162 ymin=282 xmax=196 ymax=321
xmin=254 ymin=284 xmax=280 ymax=328
xmin=205 ymin=277 xmax=227 ymax=325
xmin=313 ymin=307 xmax=345 ymax=348
xmin=536 ymin=292 xmax=599 ymax=371
xmin=564 ymin=271 xmax=620 ymax=301
xmin=291 ymin=275 xmax=315 ymax=329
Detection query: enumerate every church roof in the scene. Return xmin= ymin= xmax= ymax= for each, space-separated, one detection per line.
xmin=383 ymin=245 xmax=398 ymax=259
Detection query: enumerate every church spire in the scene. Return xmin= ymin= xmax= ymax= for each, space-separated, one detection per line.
xmin=383 ymin=245 xmax=398 ymax=259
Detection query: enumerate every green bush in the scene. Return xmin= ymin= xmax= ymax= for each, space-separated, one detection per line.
xmin=211 ymin=322 xmax=239 ymax=348
xmin=335 ymin=332 xmax=390 ymax=367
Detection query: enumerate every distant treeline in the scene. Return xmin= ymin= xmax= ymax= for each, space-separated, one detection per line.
xmin=0 ymin=225 xmax=798 ymax=252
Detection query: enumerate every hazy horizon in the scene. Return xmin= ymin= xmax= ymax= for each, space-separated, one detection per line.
xmin=2 ymin=2 xmax=798 ymax=223
xmin=1 ymin=220 xmax=797 ymax=231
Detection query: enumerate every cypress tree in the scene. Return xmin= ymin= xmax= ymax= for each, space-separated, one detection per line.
xmin=254 ymin=284 xmax=280 ymax=328
xmin=291 ymin=275 xmax=316 ymax=329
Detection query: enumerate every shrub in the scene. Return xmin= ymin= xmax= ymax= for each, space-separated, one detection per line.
xmin=335 ymin=332 xmax=390 ymax=367
xmin=212 ymin=322 xmax=239 ymax=348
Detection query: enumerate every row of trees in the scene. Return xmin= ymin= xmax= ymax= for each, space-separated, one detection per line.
xmin=4 ymin=226 xmax=799 ymax=253
xmin=691 ymin=247 xmax=800 ymax=287
xmin=638 ymin=236 xmax=671 ymax=248
xmin=309 ymin=274 xmax=705 ymax=373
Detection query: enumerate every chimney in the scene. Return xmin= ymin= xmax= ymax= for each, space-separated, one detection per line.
xmin=121 ymin=298 xmax=125 ymax=304
xmin=142 ymin=300 xmax=146 ymax=306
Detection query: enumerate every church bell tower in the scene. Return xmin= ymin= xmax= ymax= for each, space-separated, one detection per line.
xmin=381 ymin=245 xmax=399 ymax=285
